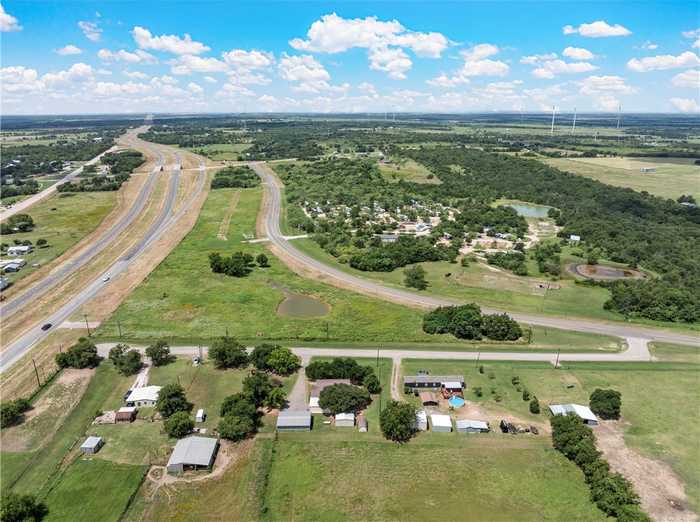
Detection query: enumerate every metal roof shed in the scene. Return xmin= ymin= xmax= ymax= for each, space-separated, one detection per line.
xmin=415 ymin=410 xmax=428 ymax=431
xmin=80 ymin=436 xmax=104 ymax=454
xmin=335 ymin=412 xmax=355 ymax=427
xmin=549 ymin=403 xmax=598 ymax=425
xmin=166 ymin=436 xmax=219 ymax=475
xmin=276 ymin=410 xmax=312 ymax=431
xmin=456 ymin=419 xmax=490 ymax=433
xmin=430 ymin=414 xmax=453 ymax=432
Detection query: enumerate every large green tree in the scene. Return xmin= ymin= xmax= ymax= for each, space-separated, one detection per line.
xmin=155 ymin=384 xmax=192 ymax=418
xmin=380 ymin=401 xmax=417 ymax=443
xmin=164 ymin=411 xmax=194 ymax=438
xmin=145 ymin=339 xmax=173 ymax=367
xmin=209 ymin=337 xmax=248 ymax=369
xmin=318 ymin=383 xmax=370 ymax=415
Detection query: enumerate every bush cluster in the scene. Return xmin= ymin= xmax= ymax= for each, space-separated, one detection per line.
xmin=55 ymin=338 xmax=101 ymax=369
xmin=108 ymin=344 xmax=142 ymax=376
xmin=551 ymin=415 xmax=650 ymax=521
xmin=211 ymin=166 xmax=260 ymax=189
xmin=0 ymin=397 xmax=31 ymax=428
xmin=305 ymin=357 xmax=378 ymax=389
xmin=209 ymin=251 xmax=255 ymax=277
xmin=589 ymin=389 xmax=622 ymax=420
xmin=423 ymin=303 xmax=522 ymax=341
xmin=250 ymin=344 xmax=301 ymax=376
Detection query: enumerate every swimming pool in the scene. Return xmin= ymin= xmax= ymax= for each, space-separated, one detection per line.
xmin=448 ymin=396 xmax=465 ymax=408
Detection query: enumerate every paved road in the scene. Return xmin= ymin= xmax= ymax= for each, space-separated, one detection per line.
xmin=0 ymin=152 xmax=208 ymax=373
xmin=0 ymin=137 xmax=166 ymax=320
xmin=250 ymin=162 xmax=699 ymax=347
xmin=0 ymin=147 xmax=119 ymax=222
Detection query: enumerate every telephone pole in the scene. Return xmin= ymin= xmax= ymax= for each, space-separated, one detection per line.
xmin=31 ymin=358 xmax=41 ymax=388
xmin=83 ymin=314 xmax=91 ymax=337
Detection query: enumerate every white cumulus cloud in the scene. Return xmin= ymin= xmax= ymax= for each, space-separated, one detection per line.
xmin=520 ymin=53 xmax=557 ymax=65
xmin=170 ymin=55 xmax=228 ymax=75
xmin=98 ymin=48 xmax=157 ymax=64
xmin=0 ymin=3 xmax=21 ymax=32
xmin=563 ymin=47 xmax=594 ymax=60
xmin=369 ymin=46 xmax=412 ymax=79
xmin=579 ymin=75 xmax=635 ymax=95
xmin=55 ymin=45 xmax=82 ymax=56
xmin=532 ymin=59 xmax=597 ymax=79
xmin=78 ymin=21 xmax=102 ymax=42
xmin=670 ymin=97 xmax=700 ymax=112
xmin=671 ymin=69 xmax=700 ymax=88
xmin=132 ymin=26 xmax=210 ymax=55
xmin=627 ymin=51 xmax=700 ymax=72
xmin=563 ymin=20 xmax=631 ymax=38
xmin=187 ymin=82 xmax=203 ymax=94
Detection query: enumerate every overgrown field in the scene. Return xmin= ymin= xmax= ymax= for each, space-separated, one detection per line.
xmin=1 ymin=191 xmax=116 ymax=286
xmin=98 ymin=187 xmax=451 ymax=344
xmin=544 ymin=157 xmax=699 ymax=199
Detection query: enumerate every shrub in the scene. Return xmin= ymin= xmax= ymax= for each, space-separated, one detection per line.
xmin=379 ymin=401 xmax=416 ymax=443
xmin=363 ymin=373 xmax=382 ymax=394
xmin=473 ymin=386 xmax=483 ymax=398
xmin=511 ymin=376 xmax=520 ymax=385
xmin=522 ymin=389 xmax=531 ymax=401
xmin=478 ymin=365 xmax=484 ymax=374
xmin=529 ymin=397 xmax=540 ymax=414
xmin=218 ymin=414 xmax=256 ymax=441
xmin=589 ymin=388 xmax=622 ymax=420
xmin=164 ymin=411 xmax=194 ymax=438
xmin=1 ymin=492 xmax=48 ymax=521
xmin=55 ymin=337 xmax=100 ymax=369
xmin=145 ymin=340 xmax=173 ymax=367
xmin=155 ymin=384 xmax=192 ymax=418
xmin=265 ymin=347 xmax=301 ymax=376
xmin=220 ymin=393 xmax=259 ymax=422
xmin=243 ymin=373 xmax=274 ymax=407
xmin=0 ymin=398 xmax=31 ymax=428
xmin=318 ymin=383 xmax=370 ymax=415
xmin=209 ymin=337 xmax=248 ymax=369
xmin=481 ymin=313 xmax=522 ymax=341
xmin=404 ymin=265 xmax=428 ymax=290
xmin=256 ymin=253 xmax=269 ymax=267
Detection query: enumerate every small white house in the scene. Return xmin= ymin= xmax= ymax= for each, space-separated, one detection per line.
xmin=335 ymin=412 xmax=355 ymax=427
xmin=569 ymin=234 xmax=581 ymax=243
xmin=80 ymin=436 xmax=104 ymax=454
xmin=196 ymin=409 xmax=206 ymax=423
xmin=549 ymin=403 xmax=598 ymax=425
xmin=430 ymin=414 xmax=453 ymax=433
xmin=456 ymin=419 xmax=490 ymax=433
xmin=415 ymin=410 xmax=428 ymax=431
xmin=125 ymin=385 xmax=162 ymax=407
xmin=7 ymin=245 xmax=33 ymax=257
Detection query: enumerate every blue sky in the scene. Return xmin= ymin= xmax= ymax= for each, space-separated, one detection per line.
xmin=1 ymin=1 xmax=699 ymax=114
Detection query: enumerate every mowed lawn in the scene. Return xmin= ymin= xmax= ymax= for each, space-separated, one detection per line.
xmin=101 ymin=187 xmax=444 ymax=344
xmin=377 ymin=157 xmax=441 ymax=184
xmin=402 ymin=359 xmax=700 ymax=513
xmin=2 ymin=190 xmax=115 ymax=286
xmin=264 ymin=438 xmax=605 ymax=521
xmin=544 ymin=156 xmax=699 ymax=199
xmin=42 ymin=459 xmax=147 ymax=522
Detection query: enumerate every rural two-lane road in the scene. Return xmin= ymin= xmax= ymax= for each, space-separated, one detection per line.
xmin=250 ymin=162 xmax=699 ymax=348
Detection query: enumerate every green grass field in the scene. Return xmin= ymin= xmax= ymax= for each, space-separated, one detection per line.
xmin=650 ymin=342 xmax=700 ymax=363
xmin=544 ymin=157 xmax=699 ymax=199
xmin=401 ymin=359 xmax=700 ymax=513
xmin=291 ymin=237 xmax=699 ymax=334
xmin=1 ymin=191 xmax=115 ymax=286
xmin=377 ymin=157 xmax=440 ymax=184
xmin=42 ymin=459 xmax=147 ymax=522
xmin=263 ymin=438 xmax=605 ymax=521
xmin=190 ymin=143 xmax=252 ymax=160
xmin=98 ymin=187 xmax=454 ymax=345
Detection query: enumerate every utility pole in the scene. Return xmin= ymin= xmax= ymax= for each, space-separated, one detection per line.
xmin=555 ymin=348 xmax=561 ymax=369
xmin=83 ymin=314 xmax=91 ymax=337
xmin=31 ymin=358 xmax=41 ymax=388
xmin=475 ymin=350 xmax=481 ymax=369
xmin=117 ymin=320 xmax=122 ymax=339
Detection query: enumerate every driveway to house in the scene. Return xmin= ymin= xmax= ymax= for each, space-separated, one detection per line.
xmin=249 ymin=161 xmax=699 ymax=348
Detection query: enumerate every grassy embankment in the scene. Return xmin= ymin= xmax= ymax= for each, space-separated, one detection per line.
xmin=1 ymin=191 xmax=116 ymax=285
xmin=401 ymin=359 xmax=700 ymax=513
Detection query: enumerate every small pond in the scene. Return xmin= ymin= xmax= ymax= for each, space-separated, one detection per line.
xmin=503 ymin=202 xmax=552 ymax=218
xmin=277 ymin=293 xmax=330 ymax=318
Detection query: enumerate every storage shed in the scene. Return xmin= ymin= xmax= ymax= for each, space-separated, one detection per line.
xmin=196 ymin=409 xmax=206 ymax=423
xmin=335 ymin=412 xmax=355 ymax=427
xmin=357 ymin=414 xmax=368 ymax=432
xmin=419 ymin=391 xmax=439 ymax=406
xmin=430 ymin=414 xmax=453 ymax=432
xmin=404 ymin=375 xmax=465 ymax=390
xmin=415 ymin=410 xmax=428 ymax=431
xmin=549 ymin=404 xmax=598 ymax=426
xmin=115 ymin=406 xmax=137 ymax=423
xmin=166 ymin=436 xmax=219 ymax=474
xmin=456 ymin=419 xmax=490 ymax=433
xmin=276 ymin=410 xmax=312 ymax=431
xmin=80 ymin=436 xmax=104 ymax=454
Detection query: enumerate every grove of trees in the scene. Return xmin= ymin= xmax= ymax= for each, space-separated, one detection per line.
xmin=423 ymin=304 xmax=522 ymax=341
xmin=55 ymin=338 xmax=101 ymax=369
xmin=589 ymin=389 xmax=622 ymax=420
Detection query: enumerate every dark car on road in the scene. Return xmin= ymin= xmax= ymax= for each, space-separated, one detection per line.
xmin=41 ymin=323 xmax=52 ymax=331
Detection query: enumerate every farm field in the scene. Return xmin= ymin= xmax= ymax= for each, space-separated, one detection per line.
xmin=650 ymin=342 xmax=700 ymax=363
xmin=263 ymin=437 xmax=605 ymax=521
xmin=544 ymin=156 xmax=699 ymax=199
xmin=42 ymin=459 xmax=147 ymax=522
xmin=401 ymin=359 xmax=700 ymax=513
xmin=1 ymin=191 xmax=116 ymax=286
xmin=98 ymin=186 xmax=452 ymax=345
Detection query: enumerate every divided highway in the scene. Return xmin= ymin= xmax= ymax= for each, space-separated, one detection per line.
xmin=251 ymin=162 xmax=699 ymax=348
xmin=0 ymin=152 xmax=208 ymax=372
